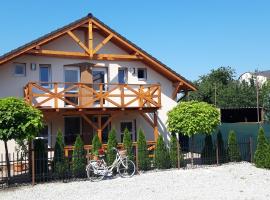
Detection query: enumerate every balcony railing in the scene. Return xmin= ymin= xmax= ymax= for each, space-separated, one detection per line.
xmin=24 ymin=82 xmax=161 ymax=109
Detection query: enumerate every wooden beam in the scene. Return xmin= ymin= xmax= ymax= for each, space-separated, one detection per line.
xmin=88 ymin=20 xmax=93 ymax=58
xmin=140 ymin=113 xmax=154 ymax=128
xmin=81 ymin=114 xmax=98 ymax=130
xmin=94 ymin=54 xmax=143 ymax=60
xmin=172 ymin=82 xmax=184 ymax=100
xmin=153 ymin=112 xmax=158 ymax=142
xmin=93 ymin=34 xmax=113 ymax=54
xmin=67 ymin=31 xmax=90 ymax=54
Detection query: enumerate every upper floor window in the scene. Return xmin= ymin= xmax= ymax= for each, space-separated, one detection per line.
xmin=40 ymin=64 xmax=51 ymax=87
xmin=118 ymin=68 xmax=127 ymax=84
xmin=138 ymin=68 xmax=147 ymax=80
xmin=14 ymin=63 xmax=26 ymax=76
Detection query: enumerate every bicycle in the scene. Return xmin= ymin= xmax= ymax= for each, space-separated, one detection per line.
xmin=86 ymin=147 xmax=136 ymax=182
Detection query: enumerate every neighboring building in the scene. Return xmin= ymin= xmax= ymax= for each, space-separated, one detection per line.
xmin=0 ymin=14 xmax=196 ymax=154
xmin=239 ymin=70 xmax=270 ymax=86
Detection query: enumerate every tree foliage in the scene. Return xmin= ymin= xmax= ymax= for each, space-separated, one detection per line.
xmin=107 ymin=128 xmax=118 ymax=165
xmin=92 ymin=134 xmax=102 ymax=155
xmin=201 ymin=135 xmax=215 ymax=165
xmin=155 ymin=135 xmax=170 ymax=169
xmin=167 ymin=101 xmax=220 ymax=137
xmin=123 ymin=128 xmax=134 ymax=161
xmin=254 ymin=127 xmax=269 ymax=168
xmin=137 ymin=129 xmax=150 ymax=170
xmin=227 ymin=130 xmax=241 ymax=162
xmin=0 ymin=97 xmax=43 ymax=181
xmin=169 ymin=133 xmax=178 ymax=168
xmin=72 ymin=135 xmax=86 ymax=177
xmin=216 ymin=130 xmax=227 ymax=163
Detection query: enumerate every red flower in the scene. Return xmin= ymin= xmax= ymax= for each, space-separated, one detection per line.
xmin=98 ymin=148 xmax=104 ymax=155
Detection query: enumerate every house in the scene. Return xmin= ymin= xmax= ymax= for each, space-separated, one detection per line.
xmin=0 ymin=13 xmax=196 ymax=155
xmin=239 ymin=70 xmax=270 ymax=87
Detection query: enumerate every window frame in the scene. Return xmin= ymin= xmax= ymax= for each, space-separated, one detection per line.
xmin=39 ymin=64 xmax=52 ymax=88
xmin=118 ymin=68 xmax=128 ymax=84
xmin=137 ymin=68 xmax=147 ymax=81
xmin=13 ymin=62 xmax=26 ymax=77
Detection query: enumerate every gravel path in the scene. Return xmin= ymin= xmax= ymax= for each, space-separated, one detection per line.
xmin=1 ymin=162 xmax=270 ymax=200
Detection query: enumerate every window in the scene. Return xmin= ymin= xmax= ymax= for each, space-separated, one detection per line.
xmin=14 ymin=63 xmax=26 ymax=76
xmin=137 ymin=68 xmax=147 ymax=80
xmin=64 ymin=117 xmax=81 ymax=145
xmin=120 ymin=121 xmax=133 ymax=142
xmin=118 ymin=68 xmax=127 ymax=84
xmin=40 ymin=65 xmax=51 ymax=87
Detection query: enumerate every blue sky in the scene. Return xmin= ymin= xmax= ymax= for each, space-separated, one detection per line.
xmin=1 ymin=0 xmax=270 ymax=81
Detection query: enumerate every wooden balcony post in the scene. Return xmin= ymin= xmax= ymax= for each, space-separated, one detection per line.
xmin=121 ymin=84 xmax=124 ymax=108
xmin=153 ymin=112 xmax=158 ymax=142
xmin=99 ymin=84 xmax=103 ymax=108
xmin=98 ymin=115 xmax=102 ymax=142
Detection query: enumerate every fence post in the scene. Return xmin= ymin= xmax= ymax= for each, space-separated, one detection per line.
xmin=177 ymin=141 xmax=180 ymax=169
xmin=31 ymin=150 xmax=35 ymax=186
xmin=250 ymin=137 xmax=253 ymax=163
xmin=216 ymin=140 xmax=219 ymax=165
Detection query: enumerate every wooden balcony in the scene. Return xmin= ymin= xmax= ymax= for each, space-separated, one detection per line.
xmin=24 ymin=82 xmax=161 ymax=111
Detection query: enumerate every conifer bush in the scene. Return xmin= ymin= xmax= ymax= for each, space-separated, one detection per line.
xmin=53 ymin=130 xmax=68 ymax=177
xmin=72 ymin=135 xmax=86 ymax=177
xmin=201 ymin=135 xmax=215 ymax=165
xmin=107 ymin=128 xmax=118 ymax=165
xmin=254 ymin=127 xmax=269 ymax=168
xmin=169 ymin=133 xmax=178 ymax=168
xmin=137 ymin=129 xmax=150 ymax=170
xmin=123 ymin=128 xmax=134 ymax=161
xmin=227 ymin=130 xmax=241 ymax=162
xmin=155 ymin=135 xmax=170 ymax=169
xmin=92 ymin=134 xmax=102 ymax=155
xmin=216 ymin=130 xmax=227 ymax=163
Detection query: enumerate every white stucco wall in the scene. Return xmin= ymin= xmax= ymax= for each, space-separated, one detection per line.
xmin=239 ymin=72 xmax=267 ymax=87
xmin=0 ymin=30 xmax=178 ymax=152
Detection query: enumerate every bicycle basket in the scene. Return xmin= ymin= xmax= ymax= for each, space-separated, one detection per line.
xmin=119 ymin=150 xmax=127 ymax=158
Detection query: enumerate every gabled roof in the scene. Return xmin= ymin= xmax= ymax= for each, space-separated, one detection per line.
xmin=0 ymin=13 xmax=196 ymax=91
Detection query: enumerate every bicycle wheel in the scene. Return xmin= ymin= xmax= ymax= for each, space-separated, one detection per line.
xmin=86 ymin=162 xmax=106 ymax=182
xmin=118 ymin=158 xmax=136 ymax=178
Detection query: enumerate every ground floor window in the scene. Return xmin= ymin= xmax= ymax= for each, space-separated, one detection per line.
xmin=64 ymin=117 xmax=81 ymax=145
xmin=120 ymin=121 xmax=133 ymax=142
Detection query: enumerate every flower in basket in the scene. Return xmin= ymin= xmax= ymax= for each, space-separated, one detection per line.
xmin=98 ymin=148 xmax=105 ymax=156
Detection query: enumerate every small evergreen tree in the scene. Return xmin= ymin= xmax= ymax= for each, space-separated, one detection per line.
xmin=107 ymin=129 xmax=118 ymax=165
xmin=92 ymin=134 xmax=102 ymax=155
xmin=72 ymin=135 xmax=86 ymax=177
xmin=254 ymin=127 xmax=269 ymax=168
xmin=123 ymin=128 xmax=134 ymax=161
xmin=228 ymin=130 xmax=241 ymax=162
xmin=201 ymin=135 xmax=215 ymax=165
xmin=137 ymin=129 xmax=150 ymax=170
xmin=155 ymin=135 xmax=170 ymax=169
xmin=53 ymin=129 xmax=68 ymax=178
xmin=169 ymin=133 xmax=178 ymax=168
xmin=216 ymin=130 xmax=227 ymax=163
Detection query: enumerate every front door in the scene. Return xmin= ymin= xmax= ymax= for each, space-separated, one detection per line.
xmin=64 ymin=67 xmax=80 ymax=106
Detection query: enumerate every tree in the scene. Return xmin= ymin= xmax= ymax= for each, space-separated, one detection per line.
xmin=92 ymin=134 xmax=102 ymax=155
xmin=53 ymin=130 xmax=68 ymax=178
xmin=227 ymin=130 xmax=241 ymax=162
xmin=216 ymin=130 xmax=227 ymax=163
xmin=169 ymin=133 xmax=178 ymax=168
xmin=167 ymin=101 xmax=220 ymax=165
xmin=0 ymin=97 xmax=43 ymax=182
xmin=72 ymin=135 xmax=86 ymax=177
xmin=107 ymin=129 xmax=118 ymax=165
xmin=137 ymin=129 xmax=150 ymax=170
xmin=123 ymin=128 xmax=134 ymax=161
xmin=254 ymin=127 xmax=269 ymax=168
xmin=201 ymin=135 xmax=215 ymax=165
xmin=155 ymin=135 xmax=170 ymax=169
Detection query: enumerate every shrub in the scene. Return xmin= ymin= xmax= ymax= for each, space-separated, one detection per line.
xmin=254 ymin=127 xmax=269 ymax=168
xmin=53 ymin=130 xmax=68 ymax=177
xmin=228 ymin=130 xmax=241 ymax=162
xmin=169 ymin=133 xmax=178 ymax=168
xmin=107 ymin=129 xmax=118 ymax=165
xmin=216 ymin=130 xmax=227 ymax=163
xmin=123 ymin=128 xmax=134 ymax=161
xmin=137 ymin=129 xmax=150 ymax=170
xmin=92 ymin=134 xmax=102 ymax=155
xmin=34 ymin=138 xmax=48 ymax=182
xmin=155 ymin=135 xmax=170 ymax=169
xmin=201 ymin=135 xmax=215 ymax=165
xmin=72 ymin=135 xmax=86 ymax=177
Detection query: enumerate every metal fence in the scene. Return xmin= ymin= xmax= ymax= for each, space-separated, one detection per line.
xmin=0 ymin=137 xmax=253 ymax=189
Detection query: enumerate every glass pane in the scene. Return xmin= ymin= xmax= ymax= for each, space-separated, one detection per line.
xmin=93 ymin=71 xmax=105 ymax=90
xmin=65 ymin=70 xmax=79 ymax=82
xmin=138 ymin=69 xmax=146 ymax=79
xmin=14 ymin=64 xmax=25 ymax=75
xmin=40 ymin=66 xmax=50 ymax=87
xmin=64 ymin=117 xmax=80 ymax=145
xmin=121 ymin=122 xmax=133 ymax=133
xmin=118 ymin=69 xmax=126 ymax=84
